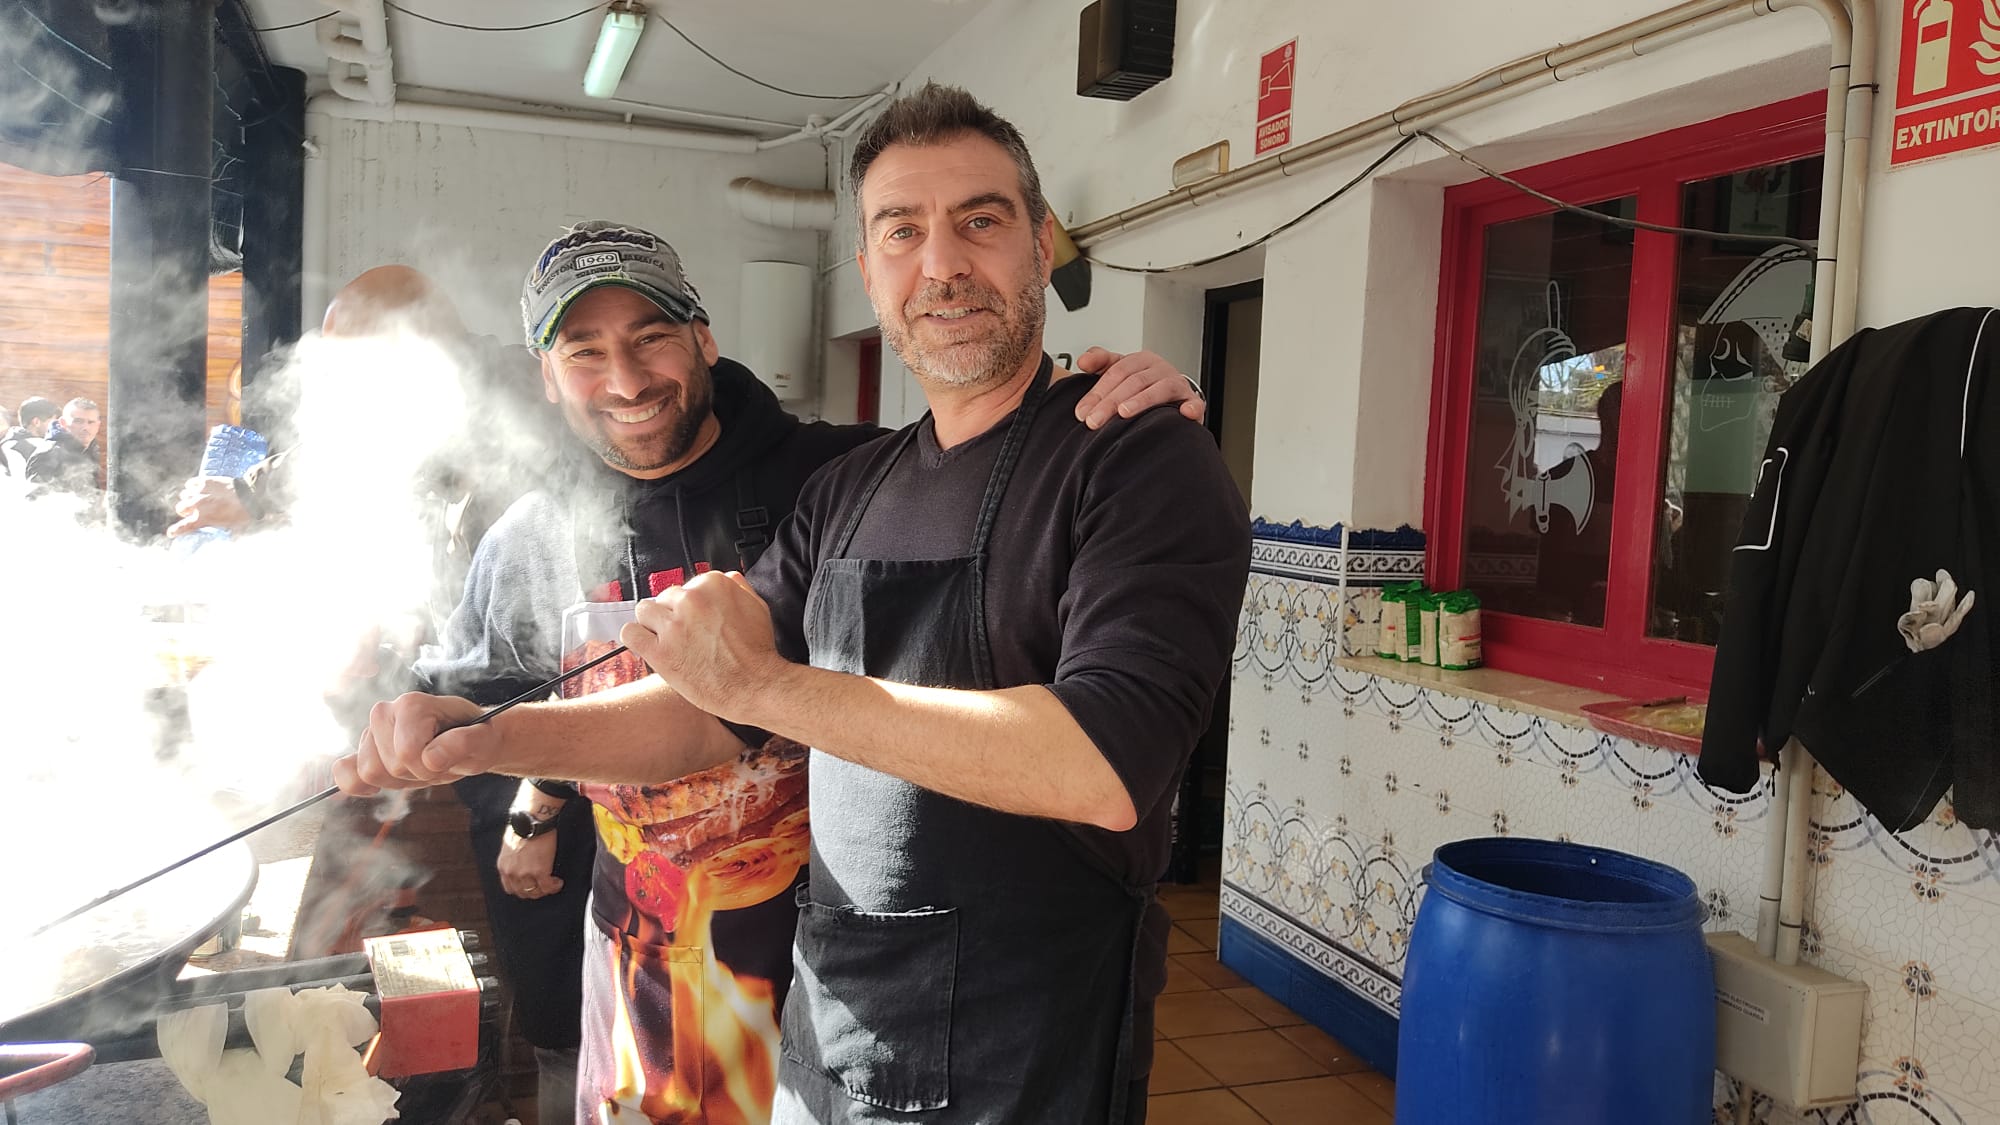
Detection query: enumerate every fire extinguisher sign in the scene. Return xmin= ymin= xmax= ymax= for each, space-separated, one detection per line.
xmin=1256 ymin=39 xmax=1297 ymax=156
xmin=1891 ymin=0 xmax=2000 ymax=167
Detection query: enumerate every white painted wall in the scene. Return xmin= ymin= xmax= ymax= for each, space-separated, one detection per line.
xmin=317 ymin=118 xmax=824 ymax=367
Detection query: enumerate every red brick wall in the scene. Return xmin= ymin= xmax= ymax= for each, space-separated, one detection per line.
xmin=0 ymin=161 xmax=243 ymax=438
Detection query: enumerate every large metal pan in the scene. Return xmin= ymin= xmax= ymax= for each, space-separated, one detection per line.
xmin=0 ymin=840 xmax=256 ymax=1045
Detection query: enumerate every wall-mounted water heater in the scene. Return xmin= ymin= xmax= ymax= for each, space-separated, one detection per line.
xmin=737 ymin=260 xmax=815 ymax=402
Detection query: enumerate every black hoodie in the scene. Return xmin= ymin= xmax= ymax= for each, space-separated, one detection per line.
xmin=414 ymin=355 xmax=880 ymax=709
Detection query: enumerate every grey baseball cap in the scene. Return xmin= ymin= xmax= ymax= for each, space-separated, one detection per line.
xmin=521 ymin=220 xmax=710 ymax=350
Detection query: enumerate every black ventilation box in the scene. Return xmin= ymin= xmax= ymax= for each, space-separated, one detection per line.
xmin=1078 ymin=0 xmax=1176 ymax=101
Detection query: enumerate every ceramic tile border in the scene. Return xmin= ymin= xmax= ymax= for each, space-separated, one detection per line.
xmin=1219 ymin=882 xmax=1404 ymax=1017
xmin=1249 ymin=523 xmax=1426 ymax=589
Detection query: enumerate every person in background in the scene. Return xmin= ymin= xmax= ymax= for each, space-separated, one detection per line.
xmin=24 ymin=397 xmax=103 ymax=495
xmin=345 ymin=216 xmax=1206 ymax=1125
xmin=167 ymin=265 xmax=555 ymax=633
xmin=339 ymin=82 xmax=1246 ymax=1125
xmin=1 ymin=396 xmax=58 ymax=476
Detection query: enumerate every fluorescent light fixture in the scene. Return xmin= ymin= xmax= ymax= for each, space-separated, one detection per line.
xmin=583 ymin=3 xmax=646 ymax=99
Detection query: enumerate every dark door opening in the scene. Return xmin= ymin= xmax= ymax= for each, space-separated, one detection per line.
xmin=1170 ymin=280 xmax=1262 ymax=884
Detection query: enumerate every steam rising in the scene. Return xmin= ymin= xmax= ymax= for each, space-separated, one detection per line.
xmin=4 ymin=317 xmax=554 ymax=946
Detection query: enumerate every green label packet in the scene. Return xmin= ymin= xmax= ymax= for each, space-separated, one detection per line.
xmin=1438 ymin=591 xmax=1483 ymax=670
xmin=1377 ymin=582 xmax=1427 ymax=662
xmin=1419 ymin=593 xmax=1442 ymax=667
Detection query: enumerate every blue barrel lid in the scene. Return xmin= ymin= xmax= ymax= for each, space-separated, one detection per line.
xmin=1424 ymin=837 xmax=1702 ymax=933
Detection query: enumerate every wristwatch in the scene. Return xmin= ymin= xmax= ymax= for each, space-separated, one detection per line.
xmin=507 ymin=808 xmax=562 ymax=839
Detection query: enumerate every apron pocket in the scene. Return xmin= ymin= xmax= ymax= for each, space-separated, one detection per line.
xmin=782 ymin=901 xmax=957 ymax=1112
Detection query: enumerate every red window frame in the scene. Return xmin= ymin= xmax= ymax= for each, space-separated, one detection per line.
xmin=1424 ymin=93 xmax=1826 ymax=700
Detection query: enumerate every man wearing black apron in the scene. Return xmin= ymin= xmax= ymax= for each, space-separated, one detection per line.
xmin=625 ymin=85 xmax=1251 ymax=1123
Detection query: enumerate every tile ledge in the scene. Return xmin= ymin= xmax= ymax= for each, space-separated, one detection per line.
xmin=1334 ymin=654 xmax=1631 ymax=734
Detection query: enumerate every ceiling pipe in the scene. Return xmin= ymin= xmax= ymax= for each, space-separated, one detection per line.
xmin=1068 ymin=0 xmax=1834 ymax=245
xmin=728 ymin=178 xmax=838 ymax=230
xmin=305 ymin=92 xmax=763 ymax=152
xmin=823 ymin=82 xmax=901 ymax=140
xmin=745 ymin=83 xmax=900 ymax=151
xmin=316 ymin=0 xmax=393 ymax=107
xmin=1763 ymin=0 xmax=1875 ymax=976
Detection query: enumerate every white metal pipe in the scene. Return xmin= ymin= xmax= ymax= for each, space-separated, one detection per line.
xmin=1770 ymin=0 xmax=1875 ymax=975
xmin=1830 ymin=0 xmax=1878 ymax=343
xmin=1740 ymin=0 xmax=1852 ymax=966
xmin=1551 ymin=0 xmax=1763 ymax=80
xmin=305 ymin=92 xmax=761 ymax=153
xmin=1775 ymin=740 xmax=1817 ymax=966
xmin=757 ymin=117 xmax=829 ymax=152
xmin=1391 ymin=0 xmax=1742 ymax=123
xmin=824 ymin=83 xmax=900 ymax=139
xmin=749 ymin=84 xmax=898 ymax=150
xmin=314 ymin=16 xmax=381 ymax=67
xmin=344 ymin=0 xmax=394 ymax=108
xmin=1755 ymin=744 xmax=1789 ymax=957
xmin=327 ymin=70 xmax=374 ymax=105
xmin=598 ymin=97 xmax=802 ymax=134
xmin=300 ymin=113 xmax=329 ymax=335
xmin=728 ymin=178 xmax=838 ymax=230
xmin=318 ymin=0 xmax=393 ymax=107
xmin=1071 ymin=0 xmax=1795 ymax=244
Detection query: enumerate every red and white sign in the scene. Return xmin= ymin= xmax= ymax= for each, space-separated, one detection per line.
xmin=1256 ymin=39 xmax=1297 ymax=157
xmin=1890 ymin=0 xmax=2000 ymax=167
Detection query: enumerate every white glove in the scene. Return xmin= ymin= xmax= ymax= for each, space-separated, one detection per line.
xmin=1898 ymin=569 xmax=1977 ymax=654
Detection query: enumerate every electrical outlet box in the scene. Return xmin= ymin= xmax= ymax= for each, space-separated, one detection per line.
xmin=1708 ymin=932 xmax=1867 ymax=1108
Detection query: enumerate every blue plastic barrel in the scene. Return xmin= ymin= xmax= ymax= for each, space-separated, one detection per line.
xmin=1396 ymin=838 xmax=1715 ymax=1124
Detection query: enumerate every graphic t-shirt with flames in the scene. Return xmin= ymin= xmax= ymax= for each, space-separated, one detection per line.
xmin=561 ymin=566 xmax=809 ymax=1123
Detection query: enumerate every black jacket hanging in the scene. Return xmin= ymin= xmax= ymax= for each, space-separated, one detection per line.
xmin=1699 ymin=306 xmax=2000 ymax=831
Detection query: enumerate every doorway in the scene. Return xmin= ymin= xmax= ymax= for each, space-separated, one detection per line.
xmin=1169 ymin=280 xmax=1263 ymax=883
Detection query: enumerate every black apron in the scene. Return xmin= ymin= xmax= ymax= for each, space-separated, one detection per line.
xmin=773 ymin=366 xmax=1152 ymax=1125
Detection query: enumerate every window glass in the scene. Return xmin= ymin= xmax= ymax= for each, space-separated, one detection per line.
xmin=1649 ymin=157 xmax=1823 ymax=643
xmin=1459 ymin=201 xmax=1635 ymax=628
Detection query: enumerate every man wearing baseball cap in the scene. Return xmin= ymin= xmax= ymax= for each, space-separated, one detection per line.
xmin=393 ymin=218 xmax=1204 ymax=1123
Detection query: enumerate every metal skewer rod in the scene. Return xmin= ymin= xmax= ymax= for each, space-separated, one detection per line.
xmin=28 ymin=645 xmax=632 ymax=938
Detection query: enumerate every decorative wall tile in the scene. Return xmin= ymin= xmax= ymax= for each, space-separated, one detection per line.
xmin=1224 ymin=523 xmax=2000 ymax=1124
xmin=1813 ymin=785 xmax=2000 ymax=909
xmin=1809 ymin=845 xmax=1958 ymax=974
xmin=1916 ymin=886 xmax=2000 ymax=1012
xmin=1914 ymin=987 xmax=2000 ymax=1114
xmin=1794 ymin=944 xmax=1925 ymax=1113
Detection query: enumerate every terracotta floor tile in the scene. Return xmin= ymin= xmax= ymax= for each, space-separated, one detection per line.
xmin=1220 ymin=986 xmax=1305 ymax=1027
xmin=1153 ymin=990 xmax=1264 ymax=1038
xmin=1146 ymin=1040 xmax=1221 ymax=1095
xmin=1161 ymin=957 xmax=1208 ymax=994
xmin=1274 ymin=1023 xmax=1371 ymax=1075
xmin=1344 ymin=1070 xmax=1397 ymax=1113
xmin=1234 ymin=1075 xmax=1394 ymax=1124
xmin=1184 ymin=914 xmax=1220 ymax=950
xmin=1173 ymin=952 xmax=1250 ymax=990
xmin=1166 ymin=923 xmax=1205 ymax=955
xmin=1145 ymin=1089 xmax=1266 ymax=1125
xmin=1177 ymin=1028 xmax=1330 ymax=1086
